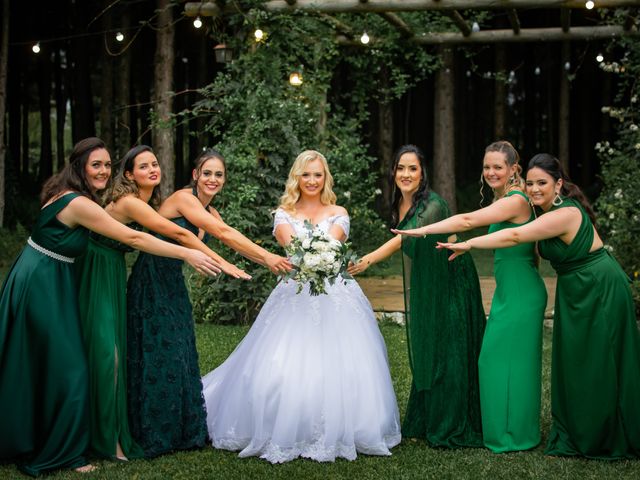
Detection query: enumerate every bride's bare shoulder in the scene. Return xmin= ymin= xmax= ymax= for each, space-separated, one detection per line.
xmin=331 ymin=205 xmax=348 ymax=217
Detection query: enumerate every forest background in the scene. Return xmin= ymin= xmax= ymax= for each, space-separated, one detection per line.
xmin=0 ymin=0 xmax=638 ymax=322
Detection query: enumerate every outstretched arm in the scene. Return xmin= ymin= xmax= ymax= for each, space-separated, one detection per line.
xmin=391 ymin=194 xmax=528 ymax=237
xmin=119 ymin=196 xmax=250 ymax=279
xmin=175 ymin=193 xmax=292 ymax=275
xmin=437 ymin=207 xmax=579 ymax=260
xmin=347 ymin=234 xmax=401 ymax=275
xmin=63 ymin=196 xmax=220 ymax=276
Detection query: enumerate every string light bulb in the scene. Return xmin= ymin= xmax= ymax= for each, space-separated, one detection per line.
xmin=585 ymin=1 xmax=595 ymax=9
xmin=32 ymin=42 xmax=41 ymax=53
xmin=596 ymin=53 xmax=604 ymax=62
xmin=115 ymin=32 xmax=124 ymax=42
xmin=471 ymin=22 xmax=480 ymax=33
xmin=254 ymin=29 xmax=264 ymax=42
xmin=193 ymin=17 xmax=203 ymax=29
xmin=360 ymin=32 xmax=370 ymax=45
xmin=289 ymin=71 xmax=303 ymax=86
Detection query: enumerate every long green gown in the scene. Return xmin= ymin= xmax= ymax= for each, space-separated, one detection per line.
xmin=399 ymin=192 xmax=486 ymax=448
xmin=75 ymin=230 xmax=144 ymax=459
xmin=540 ymin=198 xmax=640 ymax=459
xmin=479 ymin=190 xmax=547 ymax=452
xmin=0 ymin=193 xmax=90 ymax=476
xmin=126 ymin=216 xmax=208 ymax=458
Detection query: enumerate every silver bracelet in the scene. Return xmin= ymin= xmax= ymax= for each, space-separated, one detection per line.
xmin=27 ymin=237 xmax=75 ymax=263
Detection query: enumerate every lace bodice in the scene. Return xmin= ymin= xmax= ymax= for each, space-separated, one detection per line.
xmin=272 ymin=208 xmax=350 ymax=239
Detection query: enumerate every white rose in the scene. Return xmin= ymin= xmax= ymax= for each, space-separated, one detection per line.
xmin=302 ymin=238 xmax=312 ymax=250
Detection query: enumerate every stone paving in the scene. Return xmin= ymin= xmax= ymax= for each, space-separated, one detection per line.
xmin=356 ymin=275 xmax=557 ymax=321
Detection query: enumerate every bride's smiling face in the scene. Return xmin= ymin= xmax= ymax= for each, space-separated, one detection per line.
xmin=297 ymin=158 xmax=325 ymax=198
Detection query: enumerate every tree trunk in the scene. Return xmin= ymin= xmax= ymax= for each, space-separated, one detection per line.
xmin=494 ymin=44 xmax=506 ymax=140
xmin=68 ymin=5 xmax=95 ymax=141
xmin=558 ymin=41 xmax=570 ymax=173
xmin=54 ymin=48 xmax=67 ymax=171
xmin=8 ymin=55 xmax=21 ymax=178
xmin=152 ymin=0 xmax=175 ymax=198
xmin=0 ymin=0 xmax=9 ymax=226
xmin=114 ymin=9 xmax=131 ymax=160
xmin=37 ymin=52 xmax=53 ymax=183
xmin=433 ymin=47 xmax=457 ymax=213
xmin=377 ymin=81 xmax=394 ymax=219
xmin=99 ymin=7 xmax=114 ymax=155
xmin=21 ymin=92 xmax=29 ymax=181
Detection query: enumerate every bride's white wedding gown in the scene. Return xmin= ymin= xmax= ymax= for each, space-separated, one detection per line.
xmin=201 ymin=209 xmax=401 ymax=463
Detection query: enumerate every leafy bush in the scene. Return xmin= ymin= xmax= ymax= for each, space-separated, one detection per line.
xmin=594 ymin=33 xmax=640 ymax=317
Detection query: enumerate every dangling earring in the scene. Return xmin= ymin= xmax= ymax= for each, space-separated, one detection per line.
xmin=552 ymin=191 xmax=564 ymax=206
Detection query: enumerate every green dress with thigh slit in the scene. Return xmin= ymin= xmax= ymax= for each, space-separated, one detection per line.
xmin=75 ymin=229 xmax=144 ymax=459
xmin=539 ymin=198 xmax=640 ymax=459
xmin=479 ymin=190 xmax=547 ymax=452
xmin=0 ymin=193 xmax=90 ymax=476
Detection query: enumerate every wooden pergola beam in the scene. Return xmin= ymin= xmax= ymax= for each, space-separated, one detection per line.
xmin=337 ymin=25 xmax=640 ymax=45
xmin=561 ymin=8 xmax=572 ymax=32
xmin=319 ymin=13 xmax=355 ymax=39
xmin=507 ymin=8 xmax=521 ymax=34
xmin=378 ymin=12 xmax=415 ymax=38
xmin=185 ymin=0 xmax=640 ymax=17
xmin=444 ymin=10 xmax=471 ymax=36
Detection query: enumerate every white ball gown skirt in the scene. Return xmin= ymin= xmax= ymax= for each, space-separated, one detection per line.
xmin=202 ymin=277 xmax=401 ymax=463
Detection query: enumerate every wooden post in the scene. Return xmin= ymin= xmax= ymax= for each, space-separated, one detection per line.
xmin=494 ymin=44 xmax=507 ymax=140
xmin=152 ymin=0 xmax=176 ymax=198
xmin=377 ymin=84 xmax=394 ymax=219
xmin=433 ymin=46 xmax=457 ymax=213
xmin=559 ymin=41 xmax=570 ymax=173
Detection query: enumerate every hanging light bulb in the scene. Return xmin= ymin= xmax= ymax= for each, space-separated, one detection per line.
xmin=471 ymin=22 xmax=480 ymax=33
xmin=115 ymin=32 xmax=124 ymax=42
xmin=596 ymin=53 xmax=604 ymax=63
xmin=254 ymin=29 xmax=264 ymax=42
xmin=360 ymin=32 xmax=370 ymax=45
xmin=193 ymin=17 xmax=203 ymax=29
xmin=32 ymin=42 xmax=41 ymax=53
xmin=534 ymin=66 xmax=541 ymax=75
xmin=289 ymin=71 xmax=303 ymax=86
xmin=585 ymin=1 xmax=595 ymax=9
xmin=564 ymin=61 xmax=571 ymax=71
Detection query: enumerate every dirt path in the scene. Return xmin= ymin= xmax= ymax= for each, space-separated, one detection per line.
xmin=356 ymin=275 xmax=556 ymax=318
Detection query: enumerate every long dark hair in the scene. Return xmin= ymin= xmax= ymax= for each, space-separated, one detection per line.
xmin=527 ymin=153 xmax=596 ymax=224
xmin=389 ymin=144 xmax=430 ymax=227
xmin=189 ymin=148 xmax=226 ymax=197
xmin=40 ymin=137 xmax=107 ymax=205
xmin=108 ymin=145 xmax=162 ymax=209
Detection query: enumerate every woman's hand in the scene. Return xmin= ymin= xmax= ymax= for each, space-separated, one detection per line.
xmin=265 ymin=253 xmax=293 ymax=275
xmin=436 ymin=241 xmax=471 ymax=261
xmin=390 ymin=226 xmax=429 ymax=237
xmin=185 ymin=250 xmax=222 ymax=276
xmin=220 ymin=261 xmax=252 ymax=280
xmin=347 ymin=255 xmax=371 ymax=276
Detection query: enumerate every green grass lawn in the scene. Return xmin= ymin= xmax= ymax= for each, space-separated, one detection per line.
xmin=2 ymin=323 xmax=638 ymax=479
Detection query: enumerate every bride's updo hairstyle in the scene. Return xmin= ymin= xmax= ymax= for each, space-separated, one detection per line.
xmin=279 ymin=150 xmax=337 ymax=212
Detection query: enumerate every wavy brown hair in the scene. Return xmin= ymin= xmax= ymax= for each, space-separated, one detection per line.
xmin=40 ymin=137 xmax=108 ymax=205
xmin=108 ymin=145 xmax=162 ymax=209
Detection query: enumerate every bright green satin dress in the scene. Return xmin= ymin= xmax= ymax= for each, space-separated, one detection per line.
xmin=399 ymin=192 xmax=486 ymax=448
xmin=540 ymin=198 xmax=640 ymax=459
xmin=480 ymin=190 xmax=547 ymax=452
xmin=75 ymin=230 xmax=144 ymax=459
xmin=0 ymin=193 xmax=90 ymax=476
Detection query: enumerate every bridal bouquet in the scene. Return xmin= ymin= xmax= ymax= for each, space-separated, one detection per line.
xmin=283 ymin=220 xmax=358 ymax=296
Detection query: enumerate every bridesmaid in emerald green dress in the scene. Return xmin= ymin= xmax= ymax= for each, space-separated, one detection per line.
xmin=0 ymin=138 xmax=219 ymax=477
xmin=439 ymin=153 xmax=640 ymax=459
xmin=393 ymin=141 xmax=547 ymax=453
xmin=75 ymin=146 xmax=247 ymax=461
xmin=349 ymin=145 xmax=486 ymax=448
xmin=126 ymin=149 xmax=291 ymax=457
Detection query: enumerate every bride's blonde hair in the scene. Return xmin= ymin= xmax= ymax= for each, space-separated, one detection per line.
xmin=279 ymin=150 xmax=337 ymax=212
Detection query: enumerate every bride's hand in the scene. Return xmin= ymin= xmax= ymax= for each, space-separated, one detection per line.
xmin=436 ymin=241 xmax=470 ymax=261
xmin=266 ymin=253 xmax=293 ymax=275
xmin=347 ymin=255 xmax=371 ymax=276
xmin=390 ymin=226 xmax=429 ymax=237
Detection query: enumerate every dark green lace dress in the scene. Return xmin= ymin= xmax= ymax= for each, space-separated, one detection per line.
xmin=75 ymin=228 xmax=144 ymax=459
xmin=399 ymin=192 xmax=486 ymax=448
xmin=539 ymin=198 xmax=640 ymax=459
xmin=126 ymin=216 xmax=208 ymax=458
xmin=0 ymin=193 xmax=90 ymax=476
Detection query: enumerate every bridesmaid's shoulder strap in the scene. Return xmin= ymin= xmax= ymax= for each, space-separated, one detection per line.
xmin=506 ymin=190 xmax=529 ymax=202
xmin=46 ymin=192 xmax=82 ymax=213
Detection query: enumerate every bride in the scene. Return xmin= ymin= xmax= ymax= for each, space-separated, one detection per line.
xmin=201 ymin=150 xmax=401 ymax=463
